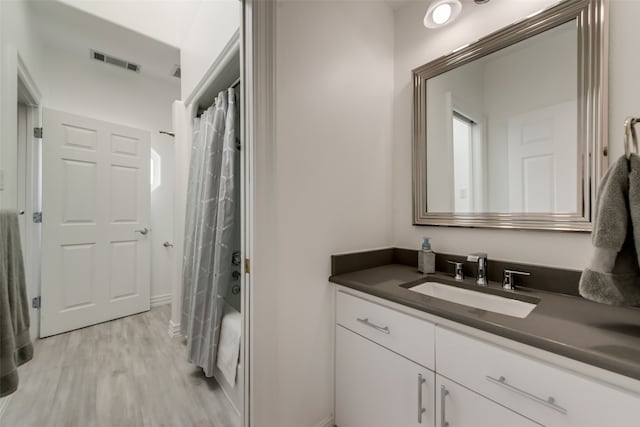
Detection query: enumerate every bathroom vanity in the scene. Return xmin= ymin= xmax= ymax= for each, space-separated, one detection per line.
xmin=329 ymin=249 xmax=640 ymax=427
xmin=330 ymin=0 xmax=640 ymax=424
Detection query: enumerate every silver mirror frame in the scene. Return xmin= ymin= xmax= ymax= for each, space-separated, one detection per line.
xmin=412 ymin=0 xmax=608 ymax=231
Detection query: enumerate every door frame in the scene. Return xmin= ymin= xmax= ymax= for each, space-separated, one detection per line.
xmin=169 ymin=0 xmax=277 ymax=424
xmin=170 ymin=16 xmax=254 ymax=427
xmin=2 ymin=46 xmax=43 ymax=338
xmin=18 ymin=54 xmax=43 ymax=340
xmin=243 ymin=1 xmax=278 ymax=426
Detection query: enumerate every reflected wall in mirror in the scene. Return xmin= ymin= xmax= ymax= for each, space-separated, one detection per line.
xmin=413 ymin=0 xmax=607 ymax=231
xmin=427 ymin=21 xmax=577 ymax=214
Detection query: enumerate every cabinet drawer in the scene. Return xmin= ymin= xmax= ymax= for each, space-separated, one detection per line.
xmin=336 ymin=291 xmax=435 ymax=369
xmin=436 ymin=326 xmax=640 ymax=427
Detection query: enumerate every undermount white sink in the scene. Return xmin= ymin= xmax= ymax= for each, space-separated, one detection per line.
xmin=407 ymin=281 xmax=537 ymax=318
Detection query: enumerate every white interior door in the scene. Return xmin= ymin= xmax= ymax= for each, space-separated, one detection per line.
xmin=507 ymin=101 xmax=577 ymax=213
xmin=41 ymin=109 xmax=151 ymax=337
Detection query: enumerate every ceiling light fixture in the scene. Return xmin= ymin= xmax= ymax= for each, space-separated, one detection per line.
xmin=423 ymin=0 xmax=462 ymax=29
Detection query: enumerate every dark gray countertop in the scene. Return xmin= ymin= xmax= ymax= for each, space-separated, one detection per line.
xmin=330 ymin=263 xmax=640 ymax=381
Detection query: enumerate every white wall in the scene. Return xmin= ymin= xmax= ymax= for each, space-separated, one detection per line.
xmin=609 ymin=0 xmax=640 ymax=162
xmin=256 ymin=1 xmax=395 ymax=425
xmin=180 ymin=0 xmax=240 ymax=100
xmin=392 ymin=0 xmax=595 ymax=270
xmin=58 ymin=0 xmax=200 ymax=48
xmin=0 ymin=0 xmax=46 ymax=210
xmin=41 ymin=46 xmax=180 ymax=300
xmin=57 ymin=0 xmax=241 ymax=102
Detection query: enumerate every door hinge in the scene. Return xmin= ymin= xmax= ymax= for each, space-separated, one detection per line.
xmin=245 ymin=258 xmax=251 ymax=274
xmin=33 ymin=211 xmax=42 ymax=223
xmin=34 ymin=127 xmax=43 ymax=138
xmin=32 ymin=296 xmax=41 ymax=309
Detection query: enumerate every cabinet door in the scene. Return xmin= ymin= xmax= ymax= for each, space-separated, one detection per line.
xmin=436 ymin=375 xmax=540 ymax=427
xmin=336 ymin=326 xmax=435 ymax=427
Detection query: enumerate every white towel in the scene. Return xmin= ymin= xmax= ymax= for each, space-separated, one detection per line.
xmin=216 ymin=306 xmax=241 ymax=386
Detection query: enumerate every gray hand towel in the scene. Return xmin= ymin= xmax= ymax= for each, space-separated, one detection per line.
xmin=0 ymin=210 xmax=34 ymax=397
xmin=579 ymin=155 xmax=640 ymax=306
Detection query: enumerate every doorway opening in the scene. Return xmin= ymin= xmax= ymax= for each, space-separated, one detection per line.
xmin=1 ymin=1 xmax=246 ymax=426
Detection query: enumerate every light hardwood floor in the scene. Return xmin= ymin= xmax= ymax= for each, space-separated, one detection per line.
xmin=2 ymin=306 xmax=241 ymax=427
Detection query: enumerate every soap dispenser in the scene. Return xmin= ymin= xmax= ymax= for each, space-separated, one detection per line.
xmin=418 ymin=237 xmax=435 ymax=274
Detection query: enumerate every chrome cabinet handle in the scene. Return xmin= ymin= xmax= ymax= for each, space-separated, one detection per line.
xmin=135 ymin=227 xmax=150 ymax=236
xmin=163 ymin=241 xmax=174 ymax=248
xmin=486 ymin=375 xmax=567 ymax=415
xmin=440 ymin=385 xmax=450 ymax=427
xmin=355 ymin=317 xmax=390 ymax=334
xmin=418 ymin=374 xmax=427 ymax=423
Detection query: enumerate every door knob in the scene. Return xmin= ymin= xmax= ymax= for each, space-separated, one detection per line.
xmin=163 ymin=241 xmax=174 ymax=248
xmin=135 ymin=227 xmax=150 ymax=235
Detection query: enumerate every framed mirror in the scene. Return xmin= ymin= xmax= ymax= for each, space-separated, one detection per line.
xmin=412 ymin=0 xmax=607 ymax=231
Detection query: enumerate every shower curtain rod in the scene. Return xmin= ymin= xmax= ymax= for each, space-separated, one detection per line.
xmin=196 ymin=78 xmax=241 ymax=118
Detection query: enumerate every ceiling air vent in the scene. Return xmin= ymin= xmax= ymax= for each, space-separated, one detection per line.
xmin=171 ymin=65 xmax=181 ymax=79
xmin=90 ymin=49 xmax=141 ymax=73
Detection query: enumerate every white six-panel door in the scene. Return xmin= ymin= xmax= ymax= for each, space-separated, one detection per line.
xmin=507 ymin=100 xmax=577 ymax=213
xmin=41 ymin=109 xmax=151 ymax=337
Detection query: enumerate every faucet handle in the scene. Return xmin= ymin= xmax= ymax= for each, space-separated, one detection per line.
xmin=502 ymin=269 xmax=531 ymax=290
xmin=467 ymin=252 xmax=487 ymax=262
xmin=447 ymin=260 xmax=464 ymax=280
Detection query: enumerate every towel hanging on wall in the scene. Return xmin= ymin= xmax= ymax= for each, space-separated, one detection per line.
xmin=0 ymin=210 xmax=34 ymax=397
xmin=579 ymin=117 xmax=640 ymax=306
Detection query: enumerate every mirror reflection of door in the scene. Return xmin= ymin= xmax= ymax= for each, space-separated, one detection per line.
xmin=507 ymin=101 xmax=577 ymax=213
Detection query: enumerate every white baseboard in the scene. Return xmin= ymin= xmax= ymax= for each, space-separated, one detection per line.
xmin=0 ymin=395 xmax=11 ymax=420
xmin=150 ymin=293 xmax=172 ymax=308
xmin=314 ymin=415 xmax=334 ymax=427
xmin=168 ymin=320 xmax=181 ymax=337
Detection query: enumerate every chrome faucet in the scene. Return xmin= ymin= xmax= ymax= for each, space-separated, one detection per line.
xmin=467 ymin=252 xmax=488 ymax=286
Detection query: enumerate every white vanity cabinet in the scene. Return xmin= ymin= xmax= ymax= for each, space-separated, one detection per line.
xmin=436 ymin=375 xmax=539 ymax=427
xmin=436 ymin=326 xmax=640 ymax=427
xmin=335 ymin=291 xmax=436 ymax=427
xmin=334 ymin=289 xmax=640 ymax=427
xmin=336 ymin=326 xmax=435 ymax=427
